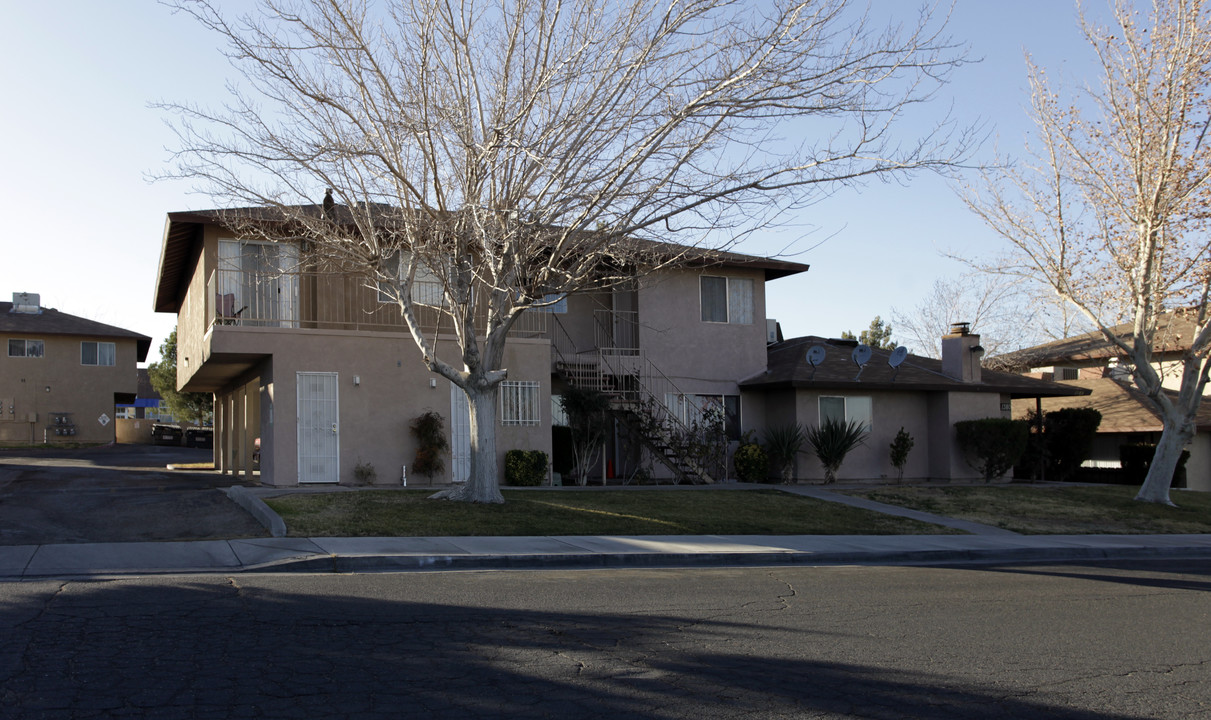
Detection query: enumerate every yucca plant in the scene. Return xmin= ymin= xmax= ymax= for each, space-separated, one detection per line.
xmin=764 ymin=422 xmax=805 ymax=484
xmin=805 ymin=418 xmax=868 ymax=484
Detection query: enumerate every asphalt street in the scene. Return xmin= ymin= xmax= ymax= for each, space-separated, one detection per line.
xmin=0 ymin=445 xmax=265 ymax=545
xmin=1 ymin=560 xmax=1208 ymax=719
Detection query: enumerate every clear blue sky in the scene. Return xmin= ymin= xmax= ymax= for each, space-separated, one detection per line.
xmin=0 ymin=1 xmax=1108 ymax=362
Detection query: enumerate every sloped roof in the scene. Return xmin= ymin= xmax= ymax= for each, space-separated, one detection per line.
xmin=0 ymin=303 xmax=152 ymax=362
xmin=154 ymin=204 xmax=810 ymax=313
xmin=986 ymin=311 xmax=1201 ymax=372
xmin=1010 ymin=377 xmax=1211 ymax=433
xmin=742 ymin=336 xmax=1090 ymax=399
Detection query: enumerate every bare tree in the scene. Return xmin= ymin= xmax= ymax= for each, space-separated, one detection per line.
xmin=960 ymin=0 xmax=1211 ymax=505
xmin=161 ymin=0 xmax=970 ymax=502
xmin=892 ymin=274 xmax=1087 ymax=359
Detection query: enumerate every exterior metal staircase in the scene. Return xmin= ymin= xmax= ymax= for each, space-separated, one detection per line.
xmin=551 ymin=314 xmax=717 ymax=484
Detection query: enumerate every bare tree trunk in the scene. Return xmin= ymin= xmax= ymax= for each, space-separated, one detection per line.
xmin=1136 ymin=417 xmax=1191 ymax=506
xmin=432 ymin=383 xmax=505 ymax=503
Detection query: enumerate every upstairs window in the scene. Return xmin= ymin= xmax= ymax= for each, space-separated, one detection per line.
xmin=81 ymin=341 xmax=116 ymax=367
xmin=700 ymin=276 xmax=753 ymax=324
xmin=7 ymin=339 xmax=44 ymax=358
xmin=378 ymin=251 xmax=446 ymax=306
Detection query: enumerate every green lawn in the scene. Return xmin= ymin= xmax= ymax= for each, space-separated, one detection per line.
xmin=264 ymin=488 xmax=958 ymax=537
xmin=849 ymin=484 xmax=1211 ymax=535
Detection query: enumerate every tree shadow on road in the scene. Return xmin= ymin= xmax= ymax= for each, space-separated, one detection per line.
xmin=0 ymin=577 xmax=1160 ymax=719
xmin=948 ymin=558 xmax=1211 ymax=593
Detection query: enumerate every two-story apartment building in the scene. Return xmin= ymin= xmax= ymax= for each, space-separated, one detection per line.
xmin=153 ymin=206 xmax=809 ymax=487
xmin=1 ymin=293 xmax=150 ymax=445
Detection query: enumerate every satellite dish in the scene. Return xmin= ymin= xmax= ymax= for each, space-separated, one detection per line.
xmin=888 ymin=345 xmax=908 ymax=381
xmin=805 ymin=345 xmax=826 ymax=379
xmin=852 ymin=344 xmax=872 ymax=380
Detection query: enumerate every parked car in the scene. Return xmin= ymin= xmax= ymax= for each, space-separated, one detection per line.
xmin=152 ymin=424 xmax=183 ymax=446
xmin=185 ymin=427 xmax=214 ymax=449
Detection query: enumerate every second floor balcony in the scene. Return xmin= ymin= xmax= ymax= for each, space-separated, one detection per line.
xmin=206 ymin=269 xmax=548 ymax=338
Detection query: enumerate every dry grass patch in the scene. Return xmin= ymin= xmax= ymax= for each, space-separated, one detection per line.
xmin=264 ymin=488 xmax=959 ymax=537
xmin=851 ymin=484 xmax=1211 ymax=534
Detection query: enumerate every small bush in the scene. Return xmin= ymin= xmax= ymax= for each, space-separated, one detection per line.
xmin=410 ymin=411 xmax=449 ymax=481
xmin=505 ymin=449 xmax=550 ymax=486
xmin=955 ymin=418 xmax=1029 ymax=482
xmin=889 ymin=427 xmax=914 ymax=481
xmin=733 ymin=441 xmax=769 ymax=483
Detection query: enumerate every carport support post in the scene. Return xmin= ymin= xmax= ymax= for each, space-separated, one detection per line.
xmin=216 ymin=393 xmax=228 ymax=474
xmin=242 ymin=381 xmax=257 ymax=481
xmin=237 ymin=385 xmax=250 ymax=480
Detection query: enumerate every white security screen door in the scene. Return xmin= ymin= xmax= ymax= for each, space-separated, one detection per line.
xmin=298 ymin=372 xmax=339 ymax=484
xmin=450 ymin=383 xmax=470 ymax=483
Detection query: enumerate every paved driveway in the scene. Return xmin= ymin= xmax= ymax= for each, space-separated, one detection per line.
xmin=0 ymin=444 xmax=267 ymax=545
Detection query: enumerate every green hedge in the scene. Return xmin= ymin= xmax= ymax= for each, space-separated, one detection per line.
xmin=505 ymin=449 xmax=550 ymax=486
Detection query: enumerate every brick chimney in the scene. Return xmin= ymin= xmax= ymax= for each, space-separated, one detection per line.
xmin=941 ymin=322 xmax=983 ymax=383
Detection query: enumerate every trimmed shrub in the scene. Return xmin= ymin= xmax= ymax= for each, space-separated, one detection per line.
xmin=1045 ymin=408 xmax=1102 ymax=482
xmin=955 ymin=418 xmax=1029 ymax=482
xmin=505 ymin=449 xmax=550 ymax=486
xmin=733 ymin=441 xmax=769 ymax=483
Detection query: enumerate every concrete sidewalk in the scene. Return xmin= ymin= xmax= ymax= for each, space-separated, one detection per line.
xmin=3 ymin=481 xmax=1209 ymax=579
xmin=2 ymin=532 xmax=1211 ymax=579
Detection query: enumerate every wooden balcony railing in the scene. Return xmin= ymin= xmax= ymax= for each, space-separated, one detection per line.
xmin=206 ymin=269 xmax=548 ymax=337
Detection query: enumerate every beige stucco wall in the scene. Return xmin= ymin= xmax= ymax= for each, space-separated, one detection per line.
xmin=0 ymin=335 xmax=139 ymax=445
xmin=774 ymin=388 xmax=1007 ymax=482
xmin=637 ymin=267 xmax=768 ymax=396
xmin=176 ymin=224 xmax=213 ymax=390
xmin=208 ymin=326 xmax=551 ymax=487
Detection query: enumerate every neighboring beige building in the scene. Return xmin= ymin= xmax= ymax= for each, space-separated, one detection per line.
xmin=153 ymin=206 xmax=808 ymax=487
xmin=0 ymin=293 xmax=151 ymax=445
xmin=740 ymin=326 xmax=1089 ymax=482
xmin=993 ymin=315 xmax=1211 ymax=491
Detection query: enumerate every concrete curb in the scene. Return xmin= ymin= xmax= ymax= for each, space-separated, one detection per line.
xmin=241 ymin=545 xmax=1211 ymax=575
xmin=4 ymin=538 xmax=1211 ymax=579
xmin=226 ymin=486 xmax=288 ymax=537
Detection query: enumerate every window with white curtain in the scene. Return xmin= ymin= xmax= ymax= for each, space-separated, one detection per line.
xmin=81 ymin=341 xmax=115 ymax=366
xmin=500 ymin=381 xmax=541 ymax=426
xmin=378 ymin=251 xmax=446 ymax=306
xmin=700 ymin=276 xmax=753 ymax=324
xmin=819 ymin=395 xmax=872 ymax=432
